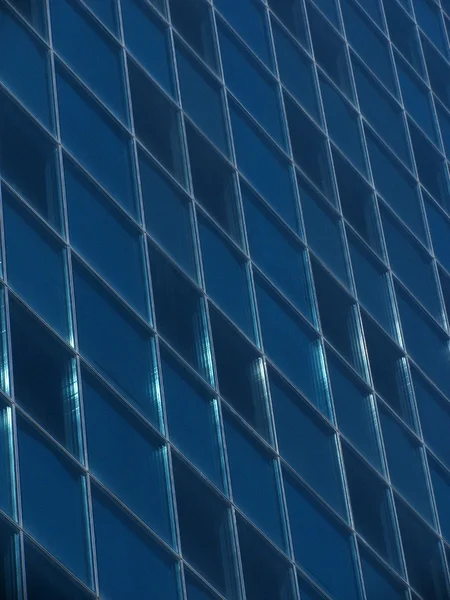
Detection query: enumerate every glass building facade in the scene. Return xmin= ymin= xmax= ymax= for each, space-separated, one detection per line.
xmin=1 ymin=0 xmax=450 ymax=598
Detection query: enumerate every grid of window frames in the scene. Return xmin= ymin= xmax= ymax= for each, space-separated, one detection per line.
xmin=1 ymin=0 xmax=450 ymax=598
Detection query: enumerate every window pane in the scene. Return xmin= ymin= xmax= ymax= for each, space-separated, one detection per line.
xmin=83 ymin=371 xmax=172 ymax=545
xmin=18 ymin=419 xmax=91 ymax=585
xmin=73 ymin=260 xmax=159 ymax=425
xmin=92 ymin=487 xmax=179 ymax=600
xmin=3 ymin=190 xmax=69 ymax=339
xmin=65 ymin=160 xmax=149 ymax=319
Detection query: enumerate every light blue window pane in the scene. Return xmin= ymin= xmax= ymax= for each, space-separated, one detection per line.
xmin=255 ymin=276 xmax=328 ymax=415
xmin=219 ymin=24 xmax=286 ymax=149
xmin=215 ymin=0 xmax=273 ymax=68
xmin=327 ymin=350 xmax=382 ymax=471
xmin=0 ymin=5 xmax=53 ymax=130
xmin=83 ymin=371 xmax=172 ymax=544
xmin=320 ymin=76 xmax=366 ymax=175
xmin=3 ymin=192 xmax=69 ymax=339
xmin=299 ymin=176 xmax=349 ymax=286
xmin=270 ymin=369 xmax=346 ymax=515
xmin=224 ymin=413 xmax=286 ymax=549
xmin=284 ymin=474 xmax=361 ymax=600
xmin=92 ymin=489 xmax=179 ymax=600
xmin=176 ymin=43 xmax=228 ymax=156
xmin=272 ymin=21 xmax=321 ymax=124
xmin=380 ymin=406 xmax=433 ymax=523
xmin=50 ymin=0 xmax=127 ymax=123
xmin=160 ymin=348 xmax=223 ymax=490
xmin=65 ymin=160 xmax=149 ymax=319
xmin=139 ymin=152 xmax=197 ymax=281
xmin=366 ymin=130 xmax=426 ymax=242
xmin=121 ymin=0 xmax=175 ymax=97
xmin=381 ymin=209 xmax=441 ymax=320
xmin=18 ymin=419 xmax=91 ymax=585
xmin=56 ymin=67 xmax=137 ymax=217
xmin=230 ymin=102 xmax=299 ymax=232
xmin=73 ymin=261 xmax=158 ymax=424
xmin=242 ymin=183 xmax=314 ymax=323
xmin=199 ymin=217 xmax=254 ymax=339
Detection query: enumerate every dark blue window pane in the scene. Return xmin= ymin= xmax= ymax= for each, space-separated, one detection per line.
xmin=224 ymin=412 xmax=285 ymax=549
xmin=18 ymin=419 xmax=91 ymax=585
xmin=73 ymin=261 xmax=158 ymax=424
xmin=327 ymin=350 xmax=382 ymax=471
xmin=56 ymin=67 xmax=137 ymax=217
xmin=230 ymin=102 xmax=300 ymax=232
xmin=83 ymin=0 xmax=118 ymax=33
xmin=160 ymin=348 xmax=223 ymax=490
xmin=199 ymin=217 xmax=254 ymax=340
xmin=255 ymin=276 xmax=328 ymax=415
xmin=385 ymin=1 xmax=425 ymax=76
xmin=428 ymin=456 xmax=450 ymax=544
xmin=425 ymin=197 xmax=450 ymax=274
xmin=413 ymin=0 xmax=448 ymax=56
xmin=172 ymin=457 xmax=237 ymax=597
xmin=0 ymin=5 xmax=52 ymax=130
xmin=92 ymin=488 xmax=179 ymax=600
xmin=0 ymin=400 xmax=14 ymax=518
xmin=65 ymin=160 xmax=148 ymax=319
xmin=215 ymin=0 xmax=273 ymax=69
xmin=270 ymin=369 xmax=346 ymax=516
xmin=219 ymin=24 xmax=286 ymax=149
xmin=8 ymin=0 xmax=46 ymax=35
xmin=284 ymin=474 xmax=361 ymax=600
xmin=176 ymin=43 xmax=228 ymax=156
xmin=83 ymin=371 xmax=172 ymax=544
xmin=242 ymin=182 xmax=314 ymax=323
xmin=209 ymin=306 xmax=270 ymax=439
xmin=149 ymin=246 xmax=211 ymax=381
xmin=237 ymin=517 xmax=295 ymax=600
xmin=9 ymin=299 xmax=80 ymax=458
xmin=359 ymin=546 xmax=407 ymax=600
xmin=272 ymin=21 xmax=321 ymax=124
xmin=380 ymin=406 xmax=433 ymax=523
xmin=267 ymin=0 xmax=309 ymax=48
xmin=3 ymin=191 xmax=69 ymax=339
xmin=139 ymin=152 xmax=197 ymax=280
xmin=50 ymin=0 xmax=127 ymax=123
xmin=121 ymin=0 xmax=175 ymax=97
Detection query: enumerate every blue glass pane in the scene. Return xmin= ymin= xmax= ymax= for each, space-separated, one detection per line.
xmin=50 ymin=0 xmax=127 ymax=123
xmin=428 ymin=456 xmax=450 ymax=544
xmin=139 ymin=152 xmax=197 ymax=280
xmin=224 ymin=412 xmax=285 ymax=549
xmin=242 ymin=183 xmax=314 ymax=322
xmin=73 ymin=261 xmax=158 ymax=423
xmin=18 ymin=419 xmax=91 ymax=585
xmin=56 ymin=67 xmax=137 ymax=217
xmin=219 ymin=24 xmax=286 ymax=149
xmin=0 ymin=401 xmax=14 ymax=518
xmin=176 ymin=44 xmax=228 ymax=155
xmin=121 ymin=0 xmax=175 ymax=97
xmin=230 ymin=102 xmax=299 ymax=231
xmin=92 ymin=488 xmax=179 ymax=600
xmin=3 ymin=191 xmax=69 ymax=339
xmin=359 ymin=547 xmax=407 ymax=600
xmin=65 ymin=160 xmax=149 ymax=319
xmin=255 ymin=276 xmax=328 ymax=415
xmin=199 ymin=217 xmax=254 ymax=339
xmin=160 ymin=348 xmax=223 ymax=490
xmin=284 ymin=474 xmax=361 ymax=600
xmin=83 ymin=371 xmax=172 ymax=544
xmin=0 ymin=5 xmax=52 ymax=130
xmin=83 ymin=0 xmax=118 ymax=33
xmin=270 ymin=369 xmax=346 ymax=515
